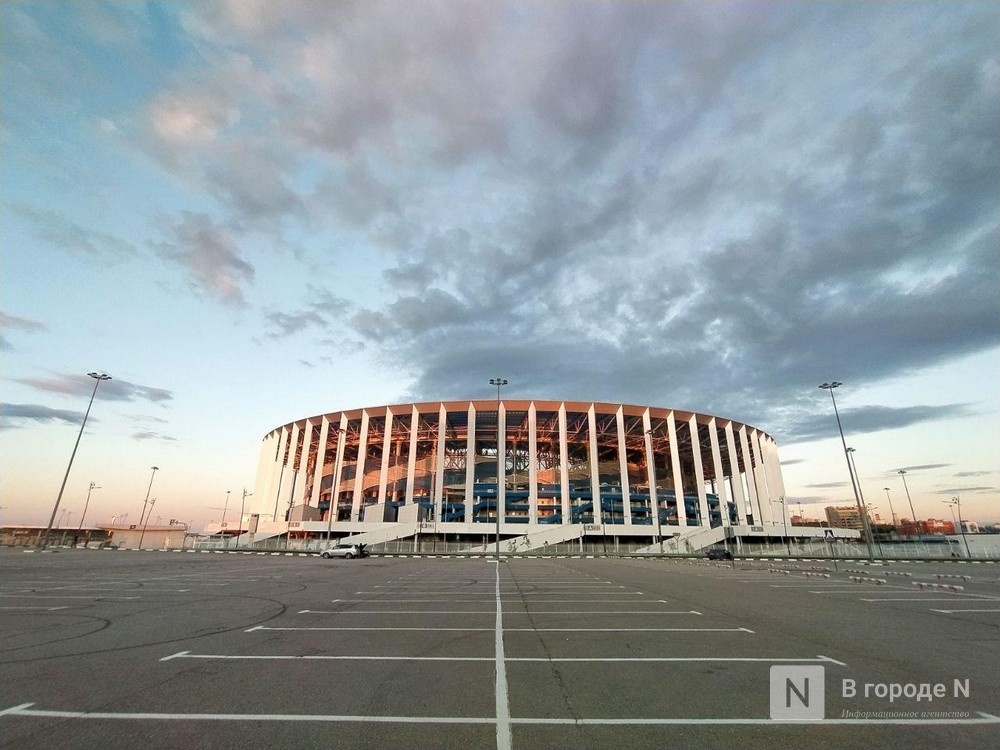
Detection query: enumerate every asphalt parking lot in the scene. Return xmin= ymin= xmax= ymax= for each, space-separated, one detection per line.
xmin=1 ymin=549 xmax=998 ymax=749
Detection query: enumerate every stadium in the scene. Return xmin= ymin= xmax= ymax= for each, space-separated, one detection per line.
xmin=200 ymin=400 xmax=837 ymax=554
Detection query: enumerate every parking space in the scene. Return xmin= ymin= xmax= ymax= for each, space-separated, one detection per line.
xmin=1 ymin=550 xmax=998 ymax=749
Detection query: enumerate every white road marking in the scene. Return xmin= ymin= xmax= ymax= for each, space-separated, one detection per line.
xmin=5 ymin=704 xmax=997 ymax=725
xmin=0 ymin=606 xmax=70 ymax=611
xmin=861 ymin=598 xmax=1000 ymax=602
xmin=930 ymin=609 xmax=1000 ymax=613
xmin=494 ymin=562 xmax=512 ymax=750
xmin=299 ymin=609 xmax=702 ymax=615
xmin=159 ymin=652 xmax=837 ymax=665
xmin=246 ymin=626 xmax=753 ymax=633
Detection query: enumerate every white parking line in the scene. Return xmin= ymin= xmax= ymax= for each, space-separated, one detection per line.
xmin=860 ymin=598 xmax=1000 ymax=602
xmin=3 ymin=703 xmax=996 ymax=726
xmin=494 ymin=560 xmax=512 ymax=750
xmin=159 ymin=651 xmax=838 ymax=664
xmin=247 ymin=626 xmax=753 ymax=633
xmin=0 ymin=606 xmax=70 ymax=611
xmin=299 ymin=609 xmax=703 ymax=615
xmin=930 ymin=609 xmax=1000 ymax=614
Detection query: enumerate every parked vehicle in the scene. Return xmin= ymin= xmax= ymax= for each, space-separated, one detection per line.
xmin=320 ymin=543 xmax=369 ymax=559
xmin=706 ymin=547 xmax=733 ymax=561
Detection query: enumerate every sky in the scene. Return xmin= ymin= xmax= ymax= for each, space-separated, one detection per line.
xmin=1 ymin=0 xmax=997 ymax=531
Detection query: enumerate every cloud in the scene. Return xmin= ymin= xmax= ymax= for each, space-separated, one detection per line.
xmin=1 ymin=403 xmax=86 ymax=427
xmin=895 ymin=463 xmax=954 ymax=473
xmin=804 ymin=482 xmax=851 ymax=489
xmin=13 ymin=205 xmax=139 ymax=259
xmin=98 ymin=2 xmax=1000 ymax=432
xmin=263 ymin=286 xmax=350 ymax=338
xmin=783 ymin=405 xmax=977 ymax=444
xmin=132 ymin=431 xmax=177 ymax=442
xmin=954 ymin=470 xmax=997 ymax=478
xmin=155 ymin=213 xmax=254 ymax=307
xmin=0 ymin=311 xmax=47 ymax=352
xmin=16 ymin=374 xmax=172 ymax=404
xmin=931 ymin=485 xmax=997 ymax=495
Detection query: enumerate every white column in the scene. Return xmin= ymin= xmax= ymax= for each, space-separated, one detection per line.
xmin=738 ymin=425 xmax=760 ymax=525
xmin=309 ymin=417 xmax=329 ymax=508
xmin=587 ymin=405 xmax=602 ymax=528
xmin=642 ymin=410 xmax=654 ymax=531
xmin=667 ymin=411 xmax=688 ymax=529
xmin=281 ymin=423 xmax=300 ymax=518
xmin=724 ymin=420 xmax=748 ymax=524
xmin=377 ymin=408 xmax=393 ymax=505
xmin=270 ymin=427 xmax=289 ymax=520
xmin=435 ymin=404 xmax=446 ymax=520
xmin=332 ymin=415 xmax=348 ymax=521
xmin=688 ymin=415 xmax=710 ymax=528
xmin=405 ymin=406 xmax=418 ymax=505
xmin=253 ymin=432 xmax=276 ymax=519
xmin=751 ymin=430 xmax=773 ymax=524
xmin=559 ymin=404 xmax=570 ymax=524
xmin=708 ymin=418 xmax=730 ymax=526
xmin=528 ymin=403 xmax=538 ymax=524
xmin=615 ymin=407 xmax=632 ymax=525
xmin=763 ymin=436 xmax=787 ymax=508
xmin=351 ymin=411 xmax=370 ymax=522
xmin=465 ymin=403 xmax=477 ymax=515
xmin=299 ymin=419 xmax=315 ymax=508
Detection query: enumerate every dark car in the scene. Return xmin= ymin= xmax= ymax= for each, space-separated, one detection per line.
xmin=706 ymin=547 xmax=733 ymax=561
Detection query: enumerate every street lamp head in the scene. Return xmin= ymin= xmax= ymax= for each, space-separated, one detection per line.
xmin=846 ymin=447 xmax=856 ymax=453
xmin=88 ymin=372 xmax=112 ymax=381
xmin=819 ymin=382 xmax=842 ymax=390
xmin=489 ymin=378 xmax=508 ymax=386
xmin=898 ymin=469 xmax=906 ymax=476
xmin=151 ymin=466 xmax=159 ymax=471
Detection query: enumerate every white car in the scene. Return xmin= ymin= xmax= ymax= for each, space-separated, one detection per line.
xmin=320 ymin=543 xmax=367 ymax=559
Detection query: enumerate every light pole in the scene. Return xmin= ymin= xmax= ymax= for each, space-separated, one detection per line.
xmin=883 ymin=487 xmax=898 ymax=529
xmin=138 ymin=498 xmax=155 ymax=549
xmin=819 ymin=382 xmax=873 ymax=560
xmin=775 ymin=496 xmax=790 ymax=555
xmin=865 ymin=504 xmax=884 ymax=556
xmin=489 ymin=377 xmax=507 ymax=562
xmin=222 ymin=490 xmax=231 ymax=547
xmin=846 ymin=447 xmax=876 ymax=557
xmin=946 ymin=496 xmax=971 ymax=558
xmin=326 ymin=428 xmax=347 ymax=545
xmin=40 ymin=372 xmax=112 ymax=550
xmin=139 ymin=466 xmax=159 ymax=527
xmin=646 ymin=429 xmax=662 ymax=553
xmin=136 ymin=466 xmax=159 ymax=549
xmin=898 ymin=470 xmax=917 ymax=536
xmin=75 ymin=482 xmax=100 ymax=545
xmin=236 ymin=487 xmax=252 ymax=550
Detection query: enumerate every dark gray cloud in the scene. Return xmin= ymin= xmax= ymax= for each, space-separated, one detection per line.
xmin=805 ymin=482 xmax=851 ymax=489
xmin=783 ymin=404 xmax=977 ymax=444
xmin=1 ymin=403 xmax=86 ymax=427
xmin=120 ymin=2 xmax=998 ymax=431
xmin=954 ymin=470 xmax=996 ymax=478
xmin=16 ymin=374 xmax=172 ymax=404
xmin=932 ymin=486 xmax=997 ymax=495
xmin=895 ymin=463 xmax=954 ymax=473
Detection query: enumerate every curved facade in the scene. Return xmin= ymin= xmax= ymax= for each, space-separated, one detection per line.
xmin=251 ymin=400 xmax=788 ymax=539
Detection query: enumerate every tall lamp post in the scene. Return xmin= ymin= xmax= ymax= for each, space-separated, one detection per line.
xmin=40 ymin=372 xmax=112 ymax=550
xmin=945 ymin=496 xmax=972 ymax=558
xmin=136 ymin=466 xmax=159 ymax=549
xmin=222 ymin=490 xmax=231 ymax=547
xmin=236 ymin=487 xmax=252 ymax=550
xmin=489 ymin=377 xmax=508 ymax=562
xmin=882 ymin=487 xmax=898 ymax=529
xmin=645 ymin=429 xmax=663 ymax=553
xmin=819 ymin=382 xmax=873 ymax=560
xmin=777 ymin=496 xmax=790 ymax=555
xmin=846 ymin=447 xmax=876 ymax=557
xmin=897 ymin=470 xmax=917 ymax=536
xmin=138 ymin=497 xmax=156 ymax=549
xmin=75 ymin=482 xmax=100 ymax=545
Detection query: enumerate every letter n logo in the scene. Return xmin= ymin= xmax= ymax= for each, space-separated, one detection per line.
xmin=770 ymin=666 xmax=825 ymax=720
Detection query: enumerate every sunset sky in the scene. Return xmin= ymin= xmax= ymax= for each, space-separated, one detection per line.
xmin=2 ymin=1 xmax=997 ymax=530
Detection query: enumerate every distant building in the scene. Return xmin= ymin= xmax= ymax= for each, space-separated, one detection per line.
xmin=790 ymin=514 xmax=823 ymax=527
xmin=825 ymin=505 xmax=863 ymax=531
xmin=898 ymin=518 xmax=955 ymax=537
